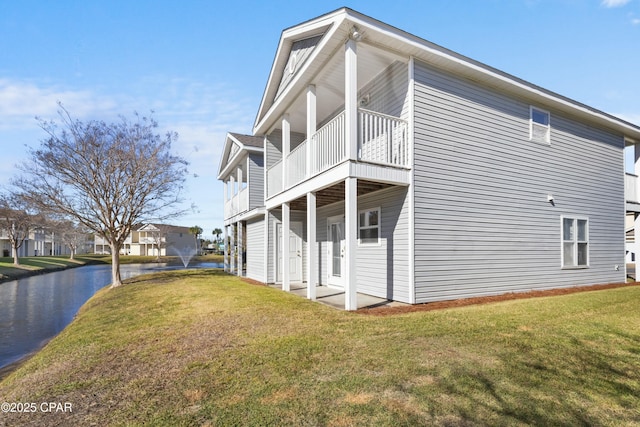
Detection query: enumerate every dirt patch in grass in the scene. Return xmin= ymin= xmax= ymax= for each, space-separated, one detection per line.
xmin=358 ymin=282 xmax=640 ymax=316
xmin=240 ymin=277 xmax=268 ymax=287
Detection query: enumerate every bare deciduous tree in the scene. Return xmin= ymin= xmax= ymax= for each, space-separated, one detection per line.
xmin=145 ymin=223 xmax=171 ymax=262
xmin=13 ymin=106 xmax=188 ymax=287
xmin=55 ymin=220 xmax=91 ymax=260
xmin=0 ymin=192 xmax=39 ymax=265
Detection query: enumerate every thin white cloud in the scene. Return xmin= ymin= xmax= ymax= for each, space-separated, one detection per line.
xmin=601 ymin=0 xmax=632 ymax=7
xmin=0 ymin=75 xmax=256 ymax=231
xmin=632 ymin=17 xmax=640 ymax=24
xmin=0 ymin=79 xmax=118 ymax=130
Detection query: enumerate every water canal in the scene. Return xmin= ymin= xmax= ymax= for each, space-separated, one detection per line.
xmin=0 ymin=262 xmax=222 ymax=371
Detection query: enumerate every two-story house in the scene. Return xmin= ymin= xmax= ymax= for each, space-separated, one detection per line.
xmin=220 ymin=8 xmax=640 ymax=310
xmin=218 ymin=133 xmax=265 ymax=278
xmin=1 ymin=225 xmax=85 ymax=257
xmin=94 ymin=223 xmax=195 ymax=256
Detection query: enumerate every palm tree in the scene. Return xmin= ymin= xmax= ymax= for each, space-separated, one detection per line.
xmin=213 ymin=228 xmax=223 ymax=245
xmin=189 ymin=225 xmax=203 ymax=255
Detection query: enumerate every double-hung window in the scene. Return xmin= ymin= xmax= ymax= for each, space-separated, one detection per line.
xmin=359 ymin=208 xmax=380 ymax=245
xmin=530 ymin=106 xmax=550 ymax=144
xmin=562 ymin=216 xmax=589 ymax=268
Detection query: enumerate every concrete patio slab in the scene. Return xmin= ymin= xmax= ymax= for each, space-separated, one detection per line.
xmin=269 ymin=283 xmax=408 ymax=310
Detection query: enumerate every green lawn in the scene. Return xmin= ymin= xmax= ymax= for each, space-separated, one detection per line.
xmin=0 ymin=256 xmax=90 ymax=281
xmin=1 ymin=270 xmax=639 ymax=426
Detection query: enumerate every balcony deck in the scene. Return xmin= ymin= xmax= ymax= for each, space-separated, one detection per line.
xmin=266 ymin=108 xmax=409 ymax=200
xmin=224 ymin=187 xmax=249 ymax=220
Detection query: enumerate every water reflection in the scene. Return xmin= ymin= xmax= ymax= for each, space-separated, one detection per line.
xmin=0 ymin=262 xmax=222 ymax=369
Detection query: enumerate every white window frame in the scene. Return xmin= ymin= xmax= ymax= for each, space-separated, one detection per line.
xmin=530 ymin=106 xmax=551 ymax=144
xmin=561 ymin=216 xmax=589 ymax=269
xmin=358 ymin=207 xmax=381 ymax=246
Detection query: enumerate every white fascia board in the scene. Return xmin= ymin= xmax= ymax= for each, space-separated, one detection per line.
xmin=265 ymin=162 xmax=351 ymax=210
xmin=253 ymin=13 xmax=345 ymax=135
xmin=224 ymin=207 xmax=266 ymax=226
xmin=217 ymin=140 xmax=264 ymax=181
xmin=216 ymin=134 xmax=235 ymax=179
xmin=217 ymin=150 xmax=244 ymax=180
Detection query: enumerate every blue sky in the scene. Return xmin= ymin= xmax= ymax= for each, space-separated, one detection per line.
xmin=1 ymin=0 xmax=639 ymax=240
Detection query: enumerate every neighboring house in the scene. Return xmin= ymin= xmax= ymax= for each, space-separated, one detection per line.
xmin=0 ymin=226 xmax=90 ymax=257
xmin=94 ymin=223 xmax=195 ymax=256
xmin=218 ymin=133 xmax=265 ymax=277
xmin=219 ymin=8 xmax=640 ymax=310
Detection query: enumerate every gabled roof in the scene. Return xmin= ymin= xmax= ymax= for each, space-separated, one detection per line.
xmin=137 ymin=223 xmax=191 ymax=234
xmin=217 ymin=132 xmax=264 ymax=180
xmin=253 ymin=7 xmax=640 ymax=142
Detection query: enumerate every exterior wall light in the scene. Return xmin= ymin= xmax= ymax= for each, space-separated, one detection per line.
xmin=350 ymin=26 xmax=362 ymax=41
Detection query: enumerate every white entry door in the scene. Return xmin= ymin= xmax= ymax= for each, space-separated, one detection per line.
xmin=327 ymin=216 xmax=345 ymax=287
xmin=276 ymin=221 xmax=303 ymax=282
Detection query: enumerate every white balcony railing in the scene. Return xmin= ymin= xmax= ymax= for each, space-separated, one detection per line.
xmin=239 ymin=188 xmax=248 ymax=212
xmin=626 ymin=173 xmax=639 ymax=203
xmin=286 ymin=139 xmax=307 ymax=188
xmin=224 ymin=187 xmax=249 ymax=219
xmin=359 ymin=109 xmax=408 ymax=167
xmin=312 ymin=111 xmax=347 ymax=175
xmin=267 ymin=159 xmax=283 ymax=198
xmin=265 ymin=109 xmax=408 ymax=198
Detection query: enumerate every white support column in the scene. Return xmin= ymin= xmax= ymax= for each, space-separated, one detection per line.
xmin=345 ymin=177 xmax=358 ymax=311
xmin=306 ymin=85 xmax=316 ymax=176
xmin=634 ymin=144 xmax=640 ymax=279
xmin=263 ymin=135 xmax=268 ymax=203
xmin=230 ymin=223 xmax=236 ymax=275
xmin=282 ymin=114 xmax=290 ymax=188
xmin=237 ymin=221 xmax=243 ymax=277
xmin=635 ymin=213 xmax=640 ymax=281
xmin=345 ymin=37 xmax=358 ymax=161
xmin=307 ymin=191 xmax=317 ymax=300
xmin=408 ymin=56 xmax=416 ymax=304
xmin=264 ymin=210 xmax=269 ymax=283
xmin=282 ymin=202 xmax=290 ymax=291
xmin=224 ymin=225 xmax=229 ymax=272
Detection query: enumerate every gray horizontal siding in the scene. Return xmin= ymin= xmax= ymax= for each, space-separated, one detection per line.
xmin=359 ymin=60 xmax=409 ymax=121
xmin=315 ymin=186 xmax=410 ymax=302
xmin=246 ymin=217 xmax=265 ymax=282
xmin=266 ymin=209 xmax=306 ymax=283
xmin=265 ymin=131 xmax=306 ymax=169
xmin=265 ymin=131 xmax=281 ymax=169
xmin=357 ymin=186 xmax=410 ymax=302
xmin=413 ymin=60 xmax=626 ymax=303
xmin=248 ymin=153 xmax=264 ymax=210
